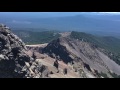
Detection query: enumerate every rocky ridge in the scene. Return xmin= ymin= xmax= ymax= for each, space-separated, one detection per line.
xmin=42 ymin=35 xmax=120 ymax=77
xmin=1 ymin=24 xmax=120 ymax=78
xmin=0 ymin=24 xmax=50 ymax=78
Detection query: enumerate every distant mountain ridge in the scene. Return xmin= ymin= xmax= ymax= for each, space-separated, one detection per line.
xmin=2 ymin=14 xmax=120 ymax=33
xmin=1 ymin=14 xmax=119 ymax=39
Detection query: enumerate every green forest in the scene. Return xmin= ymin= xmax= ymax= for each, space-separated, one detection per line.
xmin=13 ymin=30 xmax=60 ymax=44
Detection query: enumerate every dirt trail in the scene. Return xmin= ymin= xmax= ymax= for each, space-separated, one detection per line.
xmin=26 ymin=43 xmax=48 ymax=47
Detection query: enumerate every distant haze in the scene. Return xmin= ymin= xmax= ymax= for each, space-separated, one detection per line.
xmin=1 ymin=12 xmax=120 ymax=38
xmin=1 ymin=12 xmax=120 ymax=19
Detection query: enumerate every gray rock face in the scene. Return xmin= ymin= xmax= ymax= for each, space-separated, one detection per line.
xmin=42 ymin=38 xmax=73 ymax=63
xmin=0 ymin=24 xmax=49 ymax=78
xmin=24 ymin=60 xmax=50 ymax=78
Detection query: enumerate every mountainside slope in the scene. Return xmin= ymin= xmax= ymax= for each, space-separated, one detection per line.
xmin=70 ymin=31 xmax=120 ymax=65
xmin=42 ymin=33 xmax=120 ymax=77
xmin=70 ymin=31 xmax=120 ymax=53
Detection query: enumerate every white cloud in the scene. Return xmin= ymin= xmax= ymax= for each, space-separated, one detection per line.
xmin=97 ymin=12 xmax=120 ymax=15
xmin=9 ymin=20 xmax=32 ymax=24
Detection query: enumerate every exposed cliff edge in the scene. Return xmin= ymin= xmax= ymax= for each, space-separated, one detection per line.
xmin=0 ymin=24 xmax=49 ymax=78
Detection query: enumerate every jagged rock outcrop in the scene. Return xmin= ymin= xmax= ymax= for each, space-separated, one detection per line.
xmin=24 ymin=60 xmax=50 ymax=78
xmin=0 ymin=24 xmax=49 ymax=78
xmin=42 ymin=38 xmax=73 ymax=63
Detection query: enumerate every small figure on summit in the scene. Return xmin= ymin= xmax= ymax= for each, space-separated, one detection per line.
xmin=53 ymin=60 xmax=59 ymax=69
xmin=32 ymin=52 xmax=37 ymax=60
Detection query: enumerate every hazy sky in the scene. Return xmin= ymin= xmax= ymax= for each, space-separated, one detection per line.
xmin=1 ymin=12 xmax=120 ymax=32
xmin=1 ymin=12 xmax=120 ymax=26
xmin=0 ymin=12 xmax=120 ymax=18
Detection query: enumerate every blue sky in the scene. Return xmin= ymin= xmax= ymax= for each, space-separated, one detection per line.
xmin=1 ymin=12 xmax=120 ymax=33
xmin=1 ymin=12 xmax=120 ymax=18
xmin=1 ymin=12 xmax=120 ymax=26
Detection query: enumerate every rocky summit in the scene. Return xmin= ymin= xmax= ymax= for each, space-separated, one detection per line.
xmin=0 ymin=24 xmax=49 ymax=78
xmin=1 ymin=24 xmax=120 ymax=78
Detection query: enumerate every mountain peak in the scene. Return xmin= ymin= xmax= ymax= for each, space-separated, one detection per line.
xmin=42 ymin=32 xmax=120 ymax=77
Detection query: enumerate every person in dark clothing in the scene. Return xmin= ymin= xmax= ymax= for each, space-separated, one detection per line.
xmin=53 ymin=60 xmax=59 ymax=69
xmin=63 ymin=68 xmax=67 ymax=75
xmin=32 ymin=52 xmax=37 ymax=60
